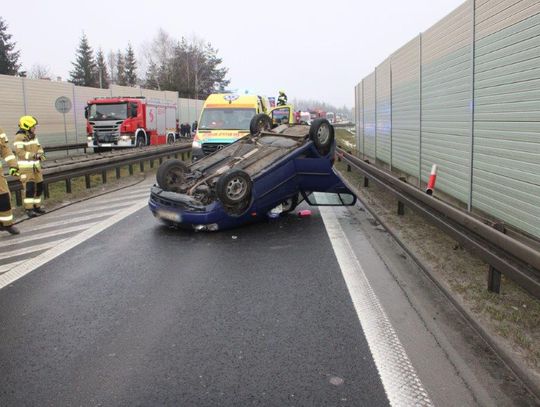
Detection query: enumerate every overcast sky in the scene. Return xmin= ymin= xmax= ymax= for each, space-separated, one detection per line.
xmin=2 ymin=0 xmax=465 ymax=108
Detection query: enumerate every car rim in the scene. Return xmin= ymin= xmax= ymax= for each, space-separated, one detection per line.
xmin=257 ymin=119 xmax=268 ymax=132
xmin=226 ymin=178 xmax=247 ymax=200
xmin=165 ymin=167 xmax=184 ymax=187
xmin=317 ymin=124 xmax=330 ymax=145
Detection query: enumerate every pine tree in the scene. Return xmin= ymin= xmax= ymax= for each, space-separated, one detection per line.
xmin=116 ymin=50 xmax=126 ymax=86
xmin=69 ymin=33 xmax=98 ymax=87
xmin=144 ymin=60 xmax=160 ymax=90
xmin=0 ymin=17 xmax=21 ymax=75
xmin=124 ymin=43 xmax=137 ymax=86
xmin=95 ymin=48 xmax=109 ymax=88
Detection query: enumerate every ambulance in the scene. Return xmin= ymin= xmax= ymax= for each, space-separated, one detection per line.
xmin=191 ymin=93 xmax=294 ymax=160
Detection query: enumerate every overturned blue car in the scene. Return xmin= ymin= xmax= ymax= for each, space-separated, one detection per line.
xmin=148 ymin=112 xmax=356 ymax=231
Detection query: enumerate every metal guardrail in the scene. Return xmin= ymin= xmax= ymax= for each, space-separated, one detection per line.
xmin=7 ymin=143 xmax=192 ymax=205
xmin=43 ymin=143 xmax=89 ymax=153
xmin=337 ymin=147 xmax=540 ymax=300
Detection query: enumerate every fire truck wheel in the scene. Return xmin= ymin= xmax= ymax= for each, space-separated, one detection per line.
xmin=309 ymin=119 xmax=334 ymax=155
xmin=136 ymin=134 xmax=145 ymax=147
xmin=249 ymin=114 xmax=272 ymax=135
xmin=156 ymin=159 xmax=189 ymax=192
xmin=217 ymin=169 xmax=252 ymax=208
xmin=167 ymin=134 xmax=175 ymax=144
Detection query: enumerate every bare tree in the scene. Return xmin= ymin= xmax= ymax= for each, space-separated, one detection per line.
xmin=29 ymin=64 xmax=53 ymax=80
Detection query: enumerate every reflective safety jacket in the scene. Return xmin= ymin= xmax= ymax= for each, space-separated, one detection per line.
xmin=14 ymin=131 xmax=44 ymax=172
xmin=0 ymin=127 xmax=18 ymax=172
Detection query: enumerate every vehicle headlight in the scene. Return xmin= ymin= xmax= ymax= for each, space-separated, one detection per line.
xmin=120 ymin=135 xmax=131 ymax=141
xmin=87 ymin=136 xmax=93 ymax=141
xmin=192 ymin=140 xmax=202 ymax=148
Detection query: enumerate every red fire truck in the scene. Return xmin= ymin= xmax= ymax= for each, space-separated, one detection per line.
xmin=85 ymin=97 xmax=177 ymax=151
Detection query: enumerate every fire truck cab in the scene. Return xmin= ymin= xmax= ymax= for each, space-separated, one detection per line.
xmin=85 ymin=97 xmax=177 ymax=151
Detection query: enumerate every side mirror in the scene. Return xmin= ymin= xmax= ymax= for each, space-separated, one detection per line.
xmin=84 ymin=106 xmax=88 ymax=119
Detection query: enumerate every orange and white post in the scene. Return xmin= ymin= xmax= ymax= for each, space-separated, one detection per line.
xmin=426 ymin=164 xmax=438 ymax=196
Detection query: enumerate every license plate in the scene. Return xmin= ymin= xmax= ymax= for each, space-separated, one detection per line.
xmin=157 ymin=210 xmax=181 ymax=222
xmin=100 ymin=143 xmax=112 ymax=147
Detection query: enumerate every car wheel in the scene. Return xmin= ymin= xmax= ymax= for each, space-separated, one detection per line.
xmin=217 ymin=169 xmax=252 ymax=207
xmin=309 ymin=119 xmax=334 ymax=155
xmin=281 ymin=194 xmax=299 ymax=213
xmin=249 ymin=114 xmax=272 ymax=135
xmin=156 ymin=159 xmax=189 ymax=192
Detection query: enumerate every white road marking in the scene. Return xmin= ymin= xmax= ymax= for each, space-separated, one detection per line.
xmin=0 ymin=222 xmax=98 ymax=248
xmin=0 ymin=260 xmax=26 ymax=274
xmin=46 ymin=201 xmax=136 ymax=220
xmin=28 ymin=212 xmax=117 ymax=232
xmin=320 ymin=206 xmax=432 ymax=407
xmin=0 ymin=241 xmax=59 ymax=260
xmin=0 ymin=199 xmax=148 ymax=290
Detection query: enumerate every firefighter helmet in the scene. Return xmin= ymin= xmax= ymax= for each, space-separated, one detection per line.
xmin=279 ymin=90 xmax=285 ymax=94
xmin=19 ymin=115 xmax=38 ymax=131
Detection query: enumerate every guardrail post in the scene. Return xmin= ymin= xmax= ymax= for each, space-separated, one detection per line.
xmin=175 ymin=153 xmax=179 ymax=159
xmin=397 ymin=201 xmax=405 ymax=216
xmin=85 ymin=175 xmax=91 ymax=189
xmin=65 ymin=178 xmax=72 ymax=194
xmin=102 ymin=171 xmax=107 ymax=184
xmin=487 ymin=223 xmax=505 ymax=294
xmin=129 ymin=164 xmax=134 ymax=175
xmin=116 ymin=167 xmax=121 ymax=179
xmin=43 ymin=183 xmax=49 ymax=199
xmin=140 ymin=161 xmax=145 ymax=172
xmin=15 ymin=190 xmax=22 ymax=206
xmin=150 ymin=159 xmax=154 ymax=169
xmin=363 ymin=177 xmax=369 ymax=187
xmin=159 ymin=157 xmax=163 ymax=165
xmin=181 ymin=153 xmax=185 ymax=161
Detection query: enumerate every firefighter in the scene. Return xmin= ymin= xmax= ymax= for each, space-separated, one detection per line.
xmin=14 ymin=116 xmax=46 ymax=218
xmin=277 ymin=90 xmax=288 ymax=106
xmin=0 ymin=126 xmax=20 ymax=234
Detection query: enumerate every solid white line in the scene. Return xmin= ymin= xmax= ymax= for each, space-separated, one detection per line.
xmin=319 ymin=206 xmax=432 ymax=407
xmin=0 ymin=222 xmax=98 ymax=248
xmin=0 ymin=260 xmax=26 ymax=274
xmin=0 ymin=200 xmax=148 ymax=290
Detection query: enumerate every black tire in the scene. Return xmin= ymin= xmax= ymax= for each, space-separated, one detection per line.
xmin=281 ymin=193 xmax=300 ymax=214
xmin=216 ymin=169 xmax=252 ymax=207
xmin=93 ymin=147 xmax=103 ymax=154
xmin=136 ymin=134 xmax=145 ymax=147
xmin=249 ymin=114 xmax=272 ymax=135
xmin=167 ymin=134 xmax=175 ymax=144
xmin=309 ymin=119 xmax=334 ymax=155
xmin=156 ymin=159 xmax=189 ymax=192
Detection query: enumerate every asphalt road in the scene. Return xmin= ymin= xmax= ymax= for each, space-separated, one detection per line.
xmin=0 ymin=203 xmax=390 ymax=406
xmin=0 ymin=183 xmax=536 ymax=406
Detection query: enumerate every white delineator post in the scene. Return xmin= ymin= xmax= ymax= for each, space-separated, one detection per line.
xmin=426 ymin=164 xmax=438 ymax=196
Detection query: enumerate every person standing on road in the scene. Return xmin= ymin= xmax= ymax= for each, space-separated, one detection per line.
xmin=14 ymin=116 xmax=46 ymax=218
xmin=277 ymin=90 xmax=288 ymax=106
xmin=0 ymin=126 xmax=20 ymax=234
